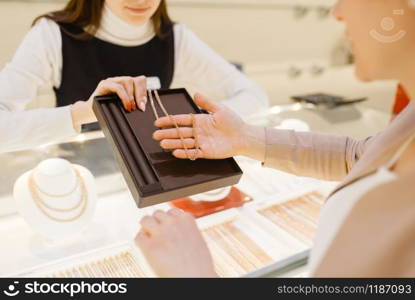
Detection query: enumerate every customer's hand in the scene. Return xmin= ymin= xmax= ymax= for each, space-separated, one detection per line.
xmin=135 ymin=209 xmax=218 ymax=278
xmin=153 ymin=94 xmax=248 ymax=159
xmin=70 ymin=76 xmax=147 ymax=130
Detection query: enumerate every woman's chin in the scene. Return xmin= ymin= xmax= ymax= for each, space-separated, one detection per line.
xmin=125 ymin=16 xmax=149 ymax=26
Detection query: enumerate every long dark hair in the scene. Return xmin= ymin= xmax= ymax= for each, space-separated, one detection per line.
xmin=33 ymin=0 xmax=173 ymax=39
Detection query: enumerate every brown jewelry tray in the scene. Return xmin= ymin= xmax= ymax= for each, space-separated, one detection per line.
xmin=93 ymin=88 xmax=243 ymax=208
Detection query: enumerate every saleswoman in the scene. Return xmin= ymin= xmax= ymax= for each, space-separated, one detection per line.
xmin=136 ymin=0 xmax=415 ymax=277
xmin=0 ymin=0 xmax=267 ymax=140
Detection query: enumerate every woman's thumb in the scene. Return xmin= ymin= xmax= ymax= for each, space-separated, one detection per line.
xmin=193 ymin=93 xmax=221 ymax=113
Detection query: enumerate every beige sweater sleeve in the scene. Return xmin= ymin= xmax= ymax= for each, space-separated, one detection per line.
xmin=262 ymin=128 xmax=372 ymax=181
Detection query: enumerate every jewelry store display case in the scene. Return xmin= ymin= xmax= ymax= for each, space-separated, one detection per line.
xmin=0 ymin=0 xmax=394 ymax=279
xmin=0 ymin=100 xmax=390 ymax=278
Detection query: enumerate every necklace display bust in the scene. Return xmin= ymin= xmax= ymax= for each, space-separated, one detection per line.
xmin=14 ymin=158 xmax=97 ymax=240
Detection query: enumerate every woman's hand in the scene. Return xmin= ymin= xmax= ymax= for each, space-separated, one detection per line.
xmin=135 ymin=209 xmax=218 ymax=278
xmin=70 ymin=76 xmax=147 ymax=130
xmin=153 ymin=93 xmax=266 ymax=161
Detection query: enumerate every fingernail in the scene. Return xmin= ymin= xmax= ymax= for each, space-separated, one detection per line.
xmin=139 ymin=102 xmax=146 ymax=112
xmin=142 ymin=96 xmax=147 ymax=103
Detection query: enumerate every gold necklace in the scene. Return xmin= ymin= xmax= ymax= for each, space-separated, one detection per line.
xmin=28 ymin=167 xmax=88 ymax=223
xmin=32 ymin=173 xmax=79 ymax=198
xmin=148 ymin=89 xmax=201 ymax=161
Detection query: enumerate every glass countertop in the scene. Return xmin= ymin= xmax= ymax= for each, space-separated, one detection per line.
xmin=0 ymin=102 xmax=390 ymax=277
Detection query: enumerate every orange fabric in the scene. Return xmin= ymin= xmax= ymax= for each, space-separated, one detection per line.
xmin=170 ymin=187 xmax=252 ymax=218
xmin=393 ymin=84 xmax=410 ymax=115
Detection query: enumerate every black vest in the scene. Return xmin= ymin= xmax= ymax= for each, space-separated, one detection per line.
xmin=54 ymin=23 xmax=175 ymax=131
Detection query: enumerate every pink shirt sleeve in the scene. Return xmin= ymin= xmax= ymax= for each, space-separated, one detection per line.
xmin=262 ymin=128 xmax=372 ymax=181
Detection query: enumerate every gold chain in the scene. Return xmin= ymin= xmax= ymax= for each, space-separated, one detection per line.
xmin=29 ymin=168 xmax=85 ymax=212
xmin=148 ymin=89 xmax=202 ymax=161
xmin=28 ymin=166 xmax=88 ymax=223
xmin=31 ymin=171 xmax=79 ymax=198
xmin=190 ymin=113 xmax=201 ymax=160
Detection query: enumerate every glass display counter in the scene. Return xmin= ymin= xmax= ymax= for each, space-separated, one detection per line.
xmin=0 ymin=103 xmax=389 ymax=278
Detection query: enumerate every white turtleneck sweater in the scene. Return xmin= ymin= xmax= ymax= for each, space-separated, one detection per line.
xmin=0 ymin=5 xmax=268 ymax=153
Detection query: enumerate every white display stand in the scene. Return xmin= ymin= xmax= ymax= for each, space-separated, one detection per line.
xmin=14 ymin=159 xmax=97 ymax=240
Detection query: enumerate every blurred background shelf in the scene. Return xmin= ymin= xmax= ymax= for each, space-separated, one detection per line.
xmin=0 ymin=0 xmax=397 ymax=112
